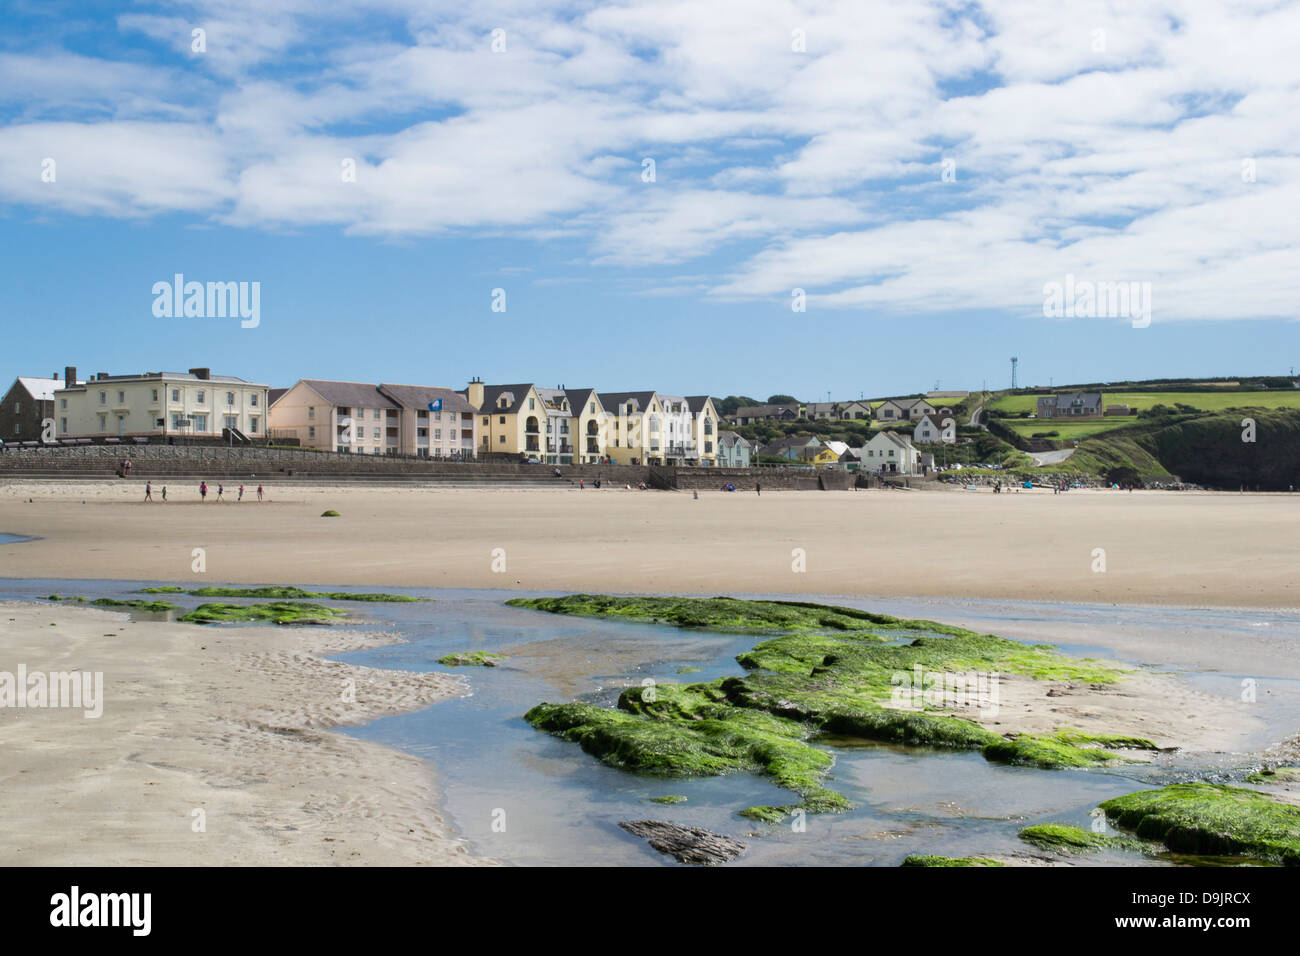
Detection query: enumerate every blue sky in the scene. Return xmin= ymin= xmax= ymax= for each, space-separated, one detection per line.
xmin=2 ymin=1 xmax=1297 ymax=398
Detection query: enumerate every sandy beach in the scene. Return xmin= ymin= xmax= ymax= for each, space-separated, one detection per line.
xmin=2 ymin=480 xmax=1297 ymax=866
xmin=1 ymin=481 xmax=1296 ymax=608
xmin=0 ymin=600 xmax=482 ymax=866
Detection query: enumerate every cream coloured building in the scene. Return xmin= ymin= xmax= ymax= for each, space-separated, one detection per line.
xmin=54 ymin=366 xmax=268 ymax=441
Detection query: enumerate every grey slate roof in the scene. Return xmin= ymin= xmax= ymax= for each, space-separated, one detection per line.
xmin=298 ymin=379 xmax=397 ymax=409
xmin=379 ymin=383 xmax=476 ymax=414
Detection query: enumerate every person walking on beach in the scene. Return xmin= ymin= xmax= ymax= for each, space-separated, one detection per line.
xmin=144 ymin=481 xmax=152 ymax=501
xmin=161 ymin=486 xmax=167 ymax=502
xmin=200 ymin=481 xmax=207 ymax=502
xmin=216 ymin=484 xmax=224 ymax=501
xmin=755 ymin=481 xmax=761 ymax=496
xmin=238 ymin=485 xmax=244 ymax=502
xmin=256 ymin=483 xmax=263 ymax=502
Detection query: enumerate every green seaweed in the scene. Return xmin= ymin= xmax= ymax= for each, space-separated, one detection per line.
xmin=140 ymin=586 xmax=421 ymax=602
xmin=1019 ymin=823 xmax=1148 ymax=854
xmin=437 ymin=651 xmax=504 ymax=667
xmin=48 ymin=595 xmax=177 ymax=612
xmin=650 ymin=795 xmax=687 ymax=805
xmin=178 ymin=602 xmax=347 ymax=625
xmin=321 ymin=510 xmax=341 ymax=517
xmin=983 ymin=730 xmax=1154 ymax=769
xmin=88 ymin=598 xmax=179 ymax=612
xmin=507 ymin=594 xmax=972 ymax=637
xmin=521 ymin=594 xmax=1139 ymax=820
xmin=1100 ymin=783 xmax=1300 ymax=866
xmin=900 ymin=854 xmax=1005 ymax=867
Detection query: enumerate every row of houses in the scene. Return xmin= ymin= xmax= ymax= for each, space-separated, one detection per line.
xmin=731 ymin=396 xmax=959 ymax=425
xmin=756 ymin=432 xmax=932 ymax=475
xmin=0 ymin=367 xmax=740 ymax=468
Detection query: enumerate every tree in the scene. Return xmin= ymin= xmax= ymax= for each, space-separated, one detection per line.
xmin=767 ymin=394 xmax=798 ymax=404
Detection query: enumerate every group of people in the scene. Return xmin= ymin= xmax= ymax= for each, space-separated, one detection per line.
xmin=143 ymin=481 xmax=264 ymax=502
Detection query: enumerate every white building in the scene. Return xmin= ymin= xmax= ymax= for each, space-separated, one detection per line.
xmin=55 ymin=366 xmax=268 ymax=442
xmin=913 ymin=413 xmax=955 ymax=444
xmin=858 ymin=430 xmax=919 ymax=474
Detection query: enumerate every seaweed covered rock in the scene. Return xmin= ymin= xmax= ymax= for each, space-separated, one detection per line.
xmin=901 ymin=854 xmax=1005 ymax=867
xmin=1100 ymin=783 xmax=1300 ymax=865
xmin=984 ymin=731 xmax=1157 ymax=769
xmin=1019 ymin=823 xmax=1148 ymax=854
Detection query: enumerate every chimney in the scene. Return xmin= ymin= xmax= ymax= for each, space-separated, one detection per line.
xmin=189 ymin=367 xmax=210 ymax=380
xmin=64 ymin=366 xmax=76 ymax=386
xmin=467 ymin=379 xmax=485 ymax=410
xmin=98 ymin=372 xmax=109 ymax=380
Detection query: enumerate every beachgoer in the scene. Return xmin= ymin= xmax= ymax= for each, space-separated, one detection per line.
xmin=579 ymin=478 xmax=584 ymax=489
xmin=238 ymin=485 xmax=244 ymax=501
xmin=144 ymin=481 xmax=152 ymax=501
xmin=200 ymin=481 xmax=207 ymax=501
xmin=216 ymin=484 xmax=224 ymax=501
xmin=257 ymin=484 xmax=263 ymax=501
xmin=755 ymin=482 xmax=761 ymax=496
xmin=161 ymin=486 xmax=167 ymax=501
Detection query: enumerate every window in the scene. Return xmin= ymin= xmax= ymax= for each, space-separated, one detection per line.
xmin=308 ymin=426 xmax=316 ymax=438
xmin=196 ymin=390 xmax=205 ymax=404
xmin=13 ymin=423 xmax=18 ymax=435
xmin=193 ymin=414 xmax=207 ymax=432
xmin=482 ymin=416 xmax=489 ymax=425
xmin=250 ymin=394 xmax=258 ymax=406
xmin=248 ymin=417 xmax=258 ymax=433
xmin=117 ymin=390 xmax=125 ymax=403
xmin=308 ymin=406 xmax=315 ymax=419
xmin=98 ymin=414 xmax=106 ymax=430
xmin=590 ymin=402 xmax=595 ymax=413
xmin=373 ymin=409 xmax=380 ymax=419
xmin=61 ymin=418 xmax=67 ymax=432
xmin=11 ymin=402 xmax=17 ymax=413
xmin=434 ymin=429 xmax=441 ymax=440
xmin=418 ymin=427 xmax=428 ymax=438
xmin=373 ymin=428 xmax=380 ymax=439
xmin=226 ymin=392 xmax=235 ymax=405
xmin=499 ymin=435 xmax=505 ymax=444
xmin=171 ymin=414 xmax=181 ymax=429
xmin=99 ymin=391 xmax=106 ymax=404
xmin=499 ymin=416 xmax=505 ymax=425
xmin=171 ymin=389 xmax=179 ymax=402
xmin=434 ymin=411 xmax=441 ymax=421
xmin=528 ymin=398 xmax=535 ymax=410
xmin=151 ymin=389 xmax=158 ymax=402
xmin=224 ymin=415 xmax=237 ymax=430
xmin=60 ymin=398 xmax=67 ymax=409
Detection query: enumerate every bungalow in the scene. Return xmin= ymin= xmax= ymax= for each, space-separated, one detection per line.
xmin=1037 ymin=392 xmax=1104 ymax=419
xmin=731 ymin=403 xmax=798 ymax=425
xmin=858 ymin=430 xmax=919 ymax=474
xmin=875 ymin=397 xmax=935 ymax=422
xmin=801 ymin=400 xmax=873 ymax=421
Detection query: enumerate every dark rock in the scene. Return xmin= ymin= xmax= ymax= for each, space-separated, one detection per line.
xmin=619 ymin=820 xmax=745 ymax=865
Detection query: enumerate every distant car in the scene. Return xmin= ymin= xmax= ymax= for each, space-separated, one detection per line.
xmin=526 ymin=457 xmax=539 ymax=464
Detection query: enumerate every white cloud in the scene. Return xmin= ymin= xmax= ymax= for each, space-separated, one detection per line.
xmin=0 ymin=0 xmax=1297 ymax=322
